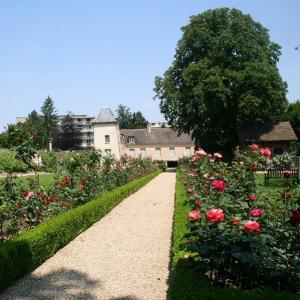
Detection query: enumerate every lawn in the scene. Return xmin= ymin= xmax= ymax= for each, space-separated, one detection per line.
xmin=15 ymin=173 xmax=55 ymax=190
xmin=168 ymin=172 xmax=300 ymax=300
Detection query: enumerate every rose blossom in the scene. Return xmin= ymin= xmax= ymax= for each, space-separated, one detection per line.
xmin=213 ymin=153 xmax=222 ymax=160
xmin=243 ymin=220 xmax=261 ymax=232
xmin=195 ymin=199 xmax=203 ymax=206
xmin=186 ymin=188 xmax=194 ymax=195
xmin=43 ymin=200 xmax=50 ymax=206
xmin=206 ymin=208 xmax=225 ymax=222
xmin=283 ymin=170 xmax=293 ymax=178
xmin=17 ymin=202 xmax=22 ymax=209
xmin=289 ymin=208 xmax=300 ymax=226
xmin=260 ymin=147 xmax=272 ymax=157
xmin=187 ymin=173 xmax=195 ymax=177
xmin=211 ymin=180 xmax=225 ymax=192
xmin=188 ymin=210 xmax=201 ymax=221
xmin=21 ymin=191 xmax=29 ymax=197
xmin=231 ymin=217 xmax=240 ymax=225
xmin=79 ymin=184 xmax=85 ymax=190
xmin=248 ymin=194 xmax=257 ymax=201
xmin=249 ymin=208 xmax=264 ymax=217
xmin=249 ymin=144 xmax=259 ymax=152
xmin=250 ymin=165 xmax=257 ymax=171
xmin=195 ymin=149 xmax=207 ymax=156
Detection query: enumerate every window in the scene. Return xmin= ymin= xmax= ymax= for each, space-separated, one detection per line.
xmin=169 ymin=147 xmax=175 ymax=157
xmin=105 ymin=135 xmax=110 ymax=144
xmin=128 ymin=136 xmax=135 ymax=144
xmin=104 ymin=149 xmax=111 ymax=155
xmin=185 ymin=147 xmax=192 ymax=156
xmin=155 ymin=148 xmax=161 ymax=157
xmin=140 ymin=148 xmax=146 ymax=158
xmin=129 ymin=149 xmax=135 ymax=158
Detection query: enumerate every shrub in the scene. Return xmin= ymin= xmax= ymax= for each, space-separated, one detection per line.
xmin=0 ymin=151 xmax=28 ymax=173
xmin=0 ymin=169 xmax=160 ymax=291
xmin=39 ymin=150 xmax=58 ymax=172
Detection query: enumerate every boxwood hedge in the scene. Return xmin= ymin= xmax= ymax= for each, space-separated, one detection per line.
xmin=0 ymin=169 xmax=161 ymax=292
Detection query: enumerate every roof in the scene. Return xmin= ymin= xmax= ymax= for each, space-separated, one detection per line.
xmin=93 ymin=107 xmax=116 ymax=123
xmin=120 ymin=128 xmax=194 ymax=146
xmin=238 ymin=122 xmax=298 ymax=143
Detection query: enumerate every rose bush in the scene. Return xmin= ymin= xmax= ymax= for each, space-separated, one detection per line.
xmin=180 ymin=145 xmax=300 ymax=292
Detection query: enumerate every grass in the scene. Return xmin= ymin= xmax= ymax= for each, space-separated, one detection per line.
xmin=16 ymin=173 xmax=55 ymax=190
xmin=168 ymin=171 xmax=300 ymax=300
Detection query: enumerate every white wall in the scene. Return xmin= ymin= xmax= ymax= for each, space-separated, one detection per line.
xmin=93 ymin=123 xmax=121 ymax=158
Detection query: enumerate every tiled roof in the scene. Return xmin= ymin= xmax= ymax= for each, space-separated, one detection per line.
xmin=120 ymin=128 xmax=194 ymax=146
xmin=238 ymin=122 xmax=298 ymax=142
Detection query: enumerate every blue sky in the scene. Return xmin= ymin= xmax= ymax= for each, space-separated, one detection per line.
xmin=0 ymin=0 xmax=299 ymax=131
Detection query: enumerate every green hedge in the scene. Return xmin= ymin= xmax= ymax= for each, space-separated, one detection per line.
xmin=0 ymin=169 xmax=161 ymax=292
xmin=168 ymin=171 xmax=300 ymax=300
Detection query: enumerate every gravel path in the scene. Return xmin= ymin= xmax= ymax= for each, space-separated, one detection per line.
xmin=1 ymin=172 xmax=176 ymax=300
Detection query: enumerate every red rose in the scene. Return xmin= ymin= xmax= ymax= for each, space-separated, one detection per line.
xmin=17 ymin=202 xmax=22 ymax=209
xmin=79 ymin=184 xmax=85 ymax=190
xmin=243 ymin=220 xmax=261 ymax=232
xmin=250 ymin=165 xmax=257 ymax=171
xmin=38 ymin=193 xmax=46 ymax=200
xmin=249 ymin=144 xmax=259 ymax=152
xmin=206 ymin=208 xmax=225 ymax=222
xmin=51 ymin=195 xmax=59 ymax=202
xmin=260 ymin=147 xmax=271 ymax=157
xmin=290 ymin=208 xmax=300 ymax=226
xmin=43 ymin=200 xmax=50 ymax=206
xmin=188 ymin=210 xmax=201 ymax=220
xmin=195 ymin=199 xmax=203 ymax=206
xmin=211 ymin=180 xmax=225 ymax=192
xmin=92 ymin=186 xmax=97 ymax=191
xmin=61 ymin=176 xmax=71 ymax=187
xmin=22 ymin=191 xmax=29 ymax=197
xmin=249 ymin=208 xmax=264 ymax=217
xmin=231 ymin=217 xmax=240 ymax=225
xmin=248 ymin=194 xmax=257 ymax=201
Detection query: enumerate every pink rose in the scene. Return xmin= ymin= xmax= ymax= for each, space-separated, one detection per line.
xmin=248 ymin=194 xmax=257 ymax=201
xmin=206 ymin=208 xmax=225 ymax=222
xmin=195 ymin=149 xmax=207 ymax=156
xmin=243 ymin=220 xmax=261 ymax=232
xmin=79 ymin=184 xmax=85 ymax=190
xmin=187 ymin=173 xmax=195 ymax=177
xmin=260 ymin=147 xmax=271 ymax=157
xmin=249 ymin=208 xmax=264 ymax=217
xmin=213 ymin=152 xmax=222 ymax=160
xmin=186 ymin=188 xmax=194 ymax=195
xmin=250 ymin=144 xmax=259 ymax=152
xmin=195 ymin=199 xmax=203 ymax=206
xmin=283 ymin=170 xmax=292 ymax=178
xmin=188 ymin=210 xmax=201 ymax=220
xmin=211 ymin=180 xmax=225 ymax=192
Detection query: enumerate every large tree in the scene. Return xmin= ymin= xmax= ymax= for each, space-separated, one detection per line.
xmin=40 ymin=96 xmax=58 ymax=149
xmin=56 ymin=115 xmax=82 ymax=150
xmin=283 ymin=100 xmax=300 ymax=137
xmin=115 ymin=105 xmax=148 ymax=129
xmin=154 ymin=8 xmax=287 ymax=154
xmin=24 ymin=110 xmax=45 ymax=148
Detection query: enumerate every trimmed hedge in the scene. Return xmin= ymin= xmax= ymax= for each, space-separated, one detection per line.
xmin=168 ymin=171 xmax=300 ymax=300
xmin=0 ymin=169 xmax=161 ymax=292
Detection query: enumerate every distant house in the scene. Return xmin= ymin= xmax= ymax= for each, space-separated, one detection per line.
xmin=238 ymin=121 xmax=298 ymax=155
xmin=93 ymin=107 xmax=194 ymax=165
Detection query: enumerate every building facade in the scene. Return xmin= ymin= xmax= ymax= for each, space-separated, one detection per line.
xmin=93 ymin=107 xmax=195 ymax=162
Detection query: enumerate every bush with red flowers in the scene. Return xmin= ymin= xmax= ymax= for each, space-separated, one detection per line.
xmin=179 ymin=144 xmax=300 ymax=292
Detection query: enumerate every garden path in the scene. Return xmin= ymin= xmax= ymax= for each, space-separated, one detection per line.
xmin=1 ymin=172 xmax=176 ymax=300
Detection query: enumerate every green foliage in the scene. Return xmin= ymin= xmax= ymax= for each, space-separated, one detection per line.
xmin=0 ymin=151 xmax=28 ymax=173
xmin=115 ymin=104 xmax=148 ymax=129
xmin=56 ymin=115 xmax=82 ymax=150
xmin=39 ymin=150 xmax=58 ymax=172
xmin=40 ymin=96 xmax=58 ymax=149
xmin=283 ymin=100 xmax=300 ymax=137
xmin=154 ymin=8 xmax=287 ymax=154
xmin=269 ymin=152 xmax=294 ymax=170
xmin=169 ymin=173 xmax=300 ymax=300
xmin=0 ymin=170 xmax=160 ymax=292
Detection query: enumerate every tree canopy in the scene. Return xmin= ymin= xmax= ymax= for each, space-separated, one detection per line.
xmin=154 ymin=8 xmax=287 ymax=154
xmin=115 ymin=105 xmax=148 ymax=129
xmin=283 ymin=100 xmax=300 ymax=137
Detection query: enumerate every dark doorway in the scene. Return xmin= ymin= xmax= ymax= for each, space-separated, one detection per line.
xmin=167 ymin=161 xmax=178 ymax=168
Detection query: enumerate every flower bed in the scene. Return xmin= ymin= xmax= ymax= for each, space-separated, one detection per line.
xmin=0 ymin=150 xmax=160 ymax=241
xmin=0 ymin=169 xmax=161 ymax=292
xmin=179 ymin=146 xmax=300 ymax=292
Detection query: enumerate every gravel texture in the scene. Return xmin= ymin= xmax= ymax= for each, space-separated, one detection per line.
xmin=1 ymin=172 xmax=176 ymax=300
